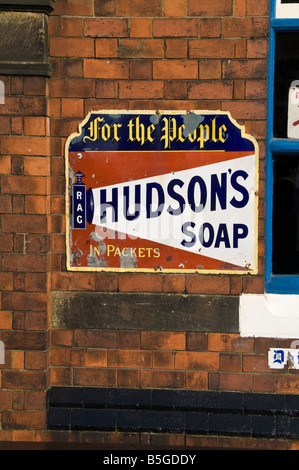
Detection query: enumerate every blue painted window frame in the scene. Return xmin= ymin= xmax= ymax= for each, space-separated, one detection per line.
xmin=265 ymin=0 xmax=299 ymax=293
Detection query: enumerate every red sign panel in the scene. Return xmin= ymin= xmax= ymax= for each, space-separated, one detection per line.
xmin=65 ymin=111 xmax=258 ymax=273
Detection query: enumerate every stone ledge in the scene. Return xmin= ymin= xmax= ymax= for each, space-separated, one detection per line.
xmin=0 ymin=2 xmax=55 ymax=76
xmin=0 ymin=0 xmax=55 ymax=14
xmin=50 ymin=291 xmax=239 ymax=332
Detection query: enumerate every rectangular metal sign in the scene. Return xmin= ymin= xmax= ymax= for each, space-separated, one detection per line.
xmin=65 ymin=110 xmax=258 ymax=273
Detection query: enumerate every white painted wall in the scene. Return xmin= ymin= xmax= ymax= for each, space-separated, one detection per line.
xmin=239 ymin=293 xmax=299 ymax=339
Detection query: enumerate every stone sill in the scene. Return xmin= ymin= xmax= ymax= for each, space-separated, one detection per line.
xmin=0 ymin=0 xmax=55 ymax=14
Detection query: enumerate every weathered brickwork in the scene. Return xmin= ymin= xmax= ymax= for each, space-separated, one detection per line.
xmin=1 ymin=0 xmax=299 ymax=450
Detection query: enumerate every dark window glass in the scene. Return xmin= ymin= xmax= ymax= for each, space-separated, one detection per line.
xmin=272 ymin=154 xmax=299 ymax=273
xmin=274 ymin=33 xmax=299 ymax=138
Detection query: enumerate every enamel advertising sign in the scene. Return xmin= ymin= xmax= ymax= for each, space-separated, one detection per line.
xmin=65 ymin=110 xmax=258 ymax=273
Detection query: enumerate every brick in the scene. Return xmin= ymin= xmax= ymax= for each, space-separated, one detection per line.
xmin=165 ymin=39 xmax=188 ymax=59
xmin=119 ymin=39 xmax=164 ymax=59
xmin=0 ymin=195 xmax=12 ymax=213
xmin=74 ymin=368 xmax=116 ymax=387
xmin=51 ymin=348 xmax=71 ymax=366
xmin=186 ymin=371 xmax=208 ymax=390
xmin=0 ymin=234 xmax=13 ymax=252
xmin=164 ymin=0 xmax=186 ymax=17
xmin=189 ymin=39 xmax=235 ymax=59
xmin=0 ymin=273 xmax=13 ymax=291
xmin=129 ymin=18 xmax=152 ymax=38
xmin=234 ymin=0 xmax=246 ymax=16
xmin=242 ymin=276 xmax=265 ymax=294
xmin=23 ymin=77 xmax=48 ymax=96
xmin=84 ymin=60 xmax=129 ymax=79
xmin=85 ymin=98 xmax=129 ymax=112
xmin=186 ymin=332 xmax=208 ymax=351
xmin=0 ymin=311 xmax=12 ymax=329
xmin=141 ymin=370 xmax=185 ymax=389
xmin=25 ymin=273 xmax=48 ymax=292
xmin=61 ymin=59 xmax=83 ymax=79
xmin=1 ymin=137 xmax=50 ymax=156
xmin=50 ymin=195 xmax=64 ymax=214
xmin=85 ymin=350 xmax=107 ymax=367
xmin=2 ymin=368 xmax=46 ymax=390
xmin=70 ymin=273 xmax=95 ymax=291
xmin=2 ymin=292 xmax=47 ymax=311
xmin=164 ymin=80 xmax=187 ymax=100
xmin=61 ymin=17 xmax=83 ymax=37
xmin=117 ymin=369 xmax=139 ymax=388
xmin=2 ymin=215 xmax=47 ymax=235
xmin=220 ymin=354 xmax=242 ymax=371
xmin=223 ymin=17 xmax=269 ymax=39
xmin=24 ymin=117 xmax=49 ymax=136
xmin=108 ymin=349 xmax=152 ymax=368
xmin=0 ymin=116 xmax=10 ymax=135
xmin=153 ymin=19 xmax=198 ymax=37
xmin=74 ymin=330 xmax=118 ymax=349
xmin=24 ymin=157 xmax=50 ymax=176
xmin=1 ymin=176 xmax=47 ymax=195
xmin=162 ymin=274 xmax=185 ymax=292
xmin=153 ymin=60 xmax=198 ymax=79
xmin=1 ymin=96 xmax=46 ymax=115
xmin=119 ymin=80 xmax=164 ymax=99
xmin=48 ymin=15 xmax=60 ymax=36
xmin=247 ymin=39 xmax=269 ymax=59
xmin=175 ymin=351 xmax=219 ymax=370
xmin=186 ymin=275 xmax=230 ymax=294
xmin=221 ymin=101 xmax=267 ymax=120
xmin=2 ymin=410 xmax=45 ymax=429
xmin=11 ymin=116 xmax=23 ymax=135
xmin=61 ymin=98 xmax=84 ymax=118
xmin=50 ymin=38 xmax=94 ymax=58
xmin=25 ymin=234 xmax=49 ymax=253
xmin=25 ymin=351 xmax=47 ymax=370
xmin=51 ymin=79 xmax=95 ymax=98
xmin=247 ymin=0 xmax=270 ymax=16
xmin=200 ymin=19 xmax=222 ymax=38
xmin=119 ymin=331 xmax=141 ymax=349
xmin=153 ymin=351 xmax=175 ymax=369
xmin=141 ymin=332 xmax=186 ymax=350
xmin=51 ymin=330 xmax=73 ymax=347
xmin=188 ymin=0 xmax=233 ymax=16
xmin=13 ymin=235 xmax=25 ymax=253
xmin=10 ymin=75 xmax=23 ymax=94
xmin=95 ymin=39 xmax=118 ymax=58
xmin=50 ymin=118 xmax=80 ymax=137
xmin=0 ymin=155 xmax=11 ymax=174
xmin=129 ymin=60 xmax=152 ymax=79
xmin=118 ymin=273 xmax=162 ymax=292
xmin=242 ymin=354 xmax=268 ymax=373
xmin=246 ymin=80 xmax=268 ymax=100
xmin=254 ymin=375 xmax=276 ymax=394
xmin=188 ymin=81 xmax=233 ymax=100
xmin=208 ymin=334 xmax=254 ymax=352
xmin=210 ymin=372 xmax=253 ymax=392
xmin=95 ymin=0 xmax=116 ymax=16
xmin=118 ymin=0 xmax=162 ymax=17
xmin=84 ymin=18 xmax=128 ymax=38
xmin=95 ymin=81 xmax=118 ymax=99
xmin=50 ymin=367 xmax=72 ymax=386
xmin=2 ymin=253 xmax=47 ymax=273
xmin=53 ymin=0 xmax=93 ymax=16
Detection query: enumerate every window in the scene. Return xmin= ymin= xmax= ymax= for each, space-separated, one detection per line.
xmin=266 ymin=0 xmax=299 ymax=292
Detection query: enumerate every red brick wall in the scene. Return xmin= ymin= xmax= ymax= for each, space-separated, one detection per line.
xmin=2 ymin=0 xmax=299 ymax=449
xmin=0 ymin=75 xmax=51 ymax=441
